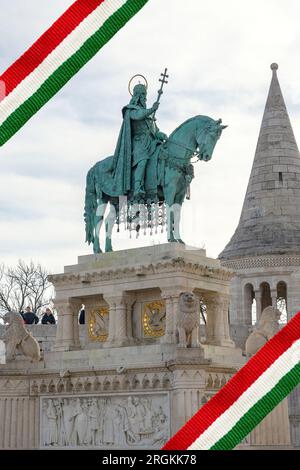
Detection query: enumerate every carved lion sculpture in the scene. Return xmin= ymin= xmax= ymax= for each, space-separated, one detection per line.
xmin=176 ymin=292 xmax=200 ymax=348
xmin=245 ymin=306 xmax=281 ymax=357
xmin=1 ymin=312 xmax=40 ymax=362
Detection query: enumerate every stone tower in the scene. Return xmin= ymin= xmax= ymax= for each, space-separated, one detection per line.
xmin=219 ymin=63 xmax=300 ymax=447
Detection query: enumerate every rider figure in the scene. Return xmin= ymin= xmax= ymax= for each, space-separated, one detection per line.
xmin=113 ymin=83 xmax=167 ymax=199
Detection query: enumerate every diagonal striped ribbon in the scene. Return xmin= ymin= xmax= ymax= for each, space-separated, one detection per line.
xmin=163 ymin=311 xmax=300 ymax=450
xmin=0 ymin=0 xmax=149 ymax=147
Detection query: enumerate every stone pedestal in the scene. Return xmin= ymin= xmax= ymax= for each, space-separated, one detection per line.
xmin=0 ymin=244 xmax=245 ymax=449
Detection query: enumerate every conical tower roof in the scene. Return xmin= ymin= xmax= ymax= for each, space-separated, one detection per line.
xmin=220 ymin=63 xmax=300 ymax=260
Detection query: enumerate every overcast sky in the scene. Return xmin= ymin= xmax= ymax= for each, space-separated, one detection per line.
xmin=1 ymin=0 xmax=300 ymax=274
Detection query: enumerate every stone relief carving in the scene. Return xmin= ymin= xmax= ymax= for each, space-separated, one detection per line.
xmin=41 ymin=394 xmax=169 ymax=448
xmin=1 ymin=312 xmax=40 ymax=362
xmin=88 ymin=307 xmax=109 ymax=342
xmin=176 ymin=292 xmax=200 ymax=348
xmin=245 ymin=306 xmax=281 ymax=357
xmin=143 ymin=301 xmax=166 ymax=338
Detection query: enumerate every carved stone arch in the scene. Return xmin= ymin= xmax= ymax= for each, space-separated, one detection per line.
xmin=40 ymin=380 xmax=47 ymax=394
xmin=277 ymin=280 xmax=288 ymax=322
xmin=142 ymin=374 xmax=150 ymax=389
xmin=112 ymin=377 xmax=121 ymax=391
xmin=152 ymin=374 xmax=160 ymax=389
xmin=75 ymin=379 xmax=83 ymax=392
xmin=123 ymin=377 xmax=131 ymax=390
xmin=260 ymin=281 xmax=272 ymax=312
xmin=68 ymin=379 xmax=74 ymax=392
xmin=48 ymin=380 xmax=56 ymax=393
xmin=162 ymin=374 xmax=170 ymax=389
xmin=93 ymin=377 xmax=101 ymax=392
xmin=244 ymin=283 xmax=255 ymax=325
xmin=57 ymin=380 xmax=65 ymax=393
xmin=31 ymin=380 xmax=38 ymax=394
xmin=132 ymin=375 xmax=140 ymax=390
xmin=84 ymin=378 xmax=92 ymax=392
xmin=103 ymin=377 xmax=111 ymax=391
xmin=193 ymin=370 xmax=202 ymax=381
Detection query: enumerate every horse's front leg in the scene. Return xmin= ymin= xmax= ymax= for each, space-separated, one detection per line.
xmin=105 ymin=203 xmax=116 ymax=252
xmin=93 ymin=201 xmax=107 ymax=253
xmin=165 ymin=189 xmax=177 ymax=243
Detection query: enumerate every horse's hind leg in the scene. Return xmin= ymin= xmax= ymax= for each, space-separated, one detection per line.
xmin=105 ymin=203 xmax=117 ymax=252
xmin=94 ymin=200 xmax=107 ymax=254
xmin=173 ymin=203 xmax=185 ymax=244
xmin=167 ymin=208 xmax=176 ymax=242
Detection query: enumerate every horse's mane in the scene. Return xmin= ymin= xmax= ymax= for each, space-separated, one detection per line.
xmin=169 ymin=115 xmax=214 ymax=139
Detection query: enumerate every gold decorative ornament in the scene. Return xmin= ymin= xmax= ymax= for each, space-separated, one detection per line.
xmin=88 ymin=307 xmax=109 ymax=342
xmin=143 ymin=300 xmax=166 ymax=338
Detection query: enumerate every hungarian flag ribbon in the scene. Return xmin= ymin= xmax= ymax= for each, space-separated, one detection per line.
xmin=0 ymin=0 xmax=149 ymax=147
xmin=163 ymin=311 xmax=300 ymax=450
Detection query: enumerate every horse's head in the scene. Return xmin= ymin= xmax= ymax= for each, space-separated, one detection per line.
xmin=196 ymin=118 xmax=227 ymax=162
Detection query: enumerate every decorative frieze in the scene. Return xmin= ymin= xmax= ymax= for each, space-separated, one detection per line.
xmin=40 ymin=393 xmax=169 ymax=449
xmin=49 ymin=257 xmax=233 ymax=287
xmin=221 ymin=255 xmax=300 ymax=271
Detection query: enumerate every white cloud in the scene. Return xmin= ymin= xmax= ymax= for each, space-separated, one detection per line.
xmin=1 ymin=0 xmax=300 ymax=273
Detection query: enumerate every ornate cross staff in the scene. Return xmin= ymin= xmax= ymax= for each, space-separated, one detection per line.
xmin=152 ymin=68 xmax=169 ymax=120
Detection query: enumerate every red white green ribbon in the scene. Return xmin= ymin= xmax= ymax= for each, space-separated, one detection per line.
xmin=163 ymin=311 xmax=300 ymax=450
xmin=0 ymin=0 xmax=149 ymax=147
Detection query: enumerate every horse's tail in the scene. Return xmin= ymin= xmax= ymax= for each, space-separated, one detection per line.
xmin=84 ymin=166 xmax=97 ymax=244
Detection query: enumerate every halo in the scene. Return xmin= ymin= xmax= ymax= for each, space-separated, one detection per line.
xmin=128 ymin=74 xmax=148 ymax=96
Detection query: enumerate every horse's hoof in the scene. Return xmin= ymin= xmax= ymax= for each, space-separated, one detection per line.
xmin=167 ymin=238 xmax=176 ymax=243
xmin=93 ymin=246 xmax=102 ymax=254
xmin=176 ymin=239 xmax=185 ymax=245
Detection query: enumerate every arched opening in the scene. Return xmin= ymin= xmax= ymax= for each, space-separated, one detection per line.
xmin=260 ymin=282 xmax=272 ymax=312
xmin=251 ymin=299 xmax=257 ymax=325
xmin=244 ymin=283 xmax=255 ymax=325
xmin=277 ymin=281 xmax=287 ymax=324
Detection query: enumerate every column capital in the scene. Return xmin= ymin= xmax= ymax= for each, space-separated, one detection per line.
xmin=160 ymin=287 xmax=184 ymax=300
xmin=103 ymin=292 xmax=135 ymax=308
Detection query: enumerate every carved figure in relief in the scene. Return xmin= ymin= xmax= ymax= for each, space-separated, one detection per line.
xmin=102 ymin=398 xmax=115 ymax=445
xmin=62 ymin=398 xmax=74 ymax=445
xmin=41 ymin=396 xmax=169 ymax=448
xmin=176 ymin=292 xmax=200 ymax=348
xmin=71 ymin=398 xmax=88 ymax=445
xmin=45 ymin=400 xmax=58 ymax=446
xmin=245 ymin=306 xmax=281 ymax=357
xmin=1 ymin=311 xmax=40 ymax=361
xmin=87 ymin=399 xmax=100 ymax=446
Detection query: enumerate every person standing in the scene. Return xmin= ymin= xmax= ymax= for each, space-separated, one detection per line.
xmin=22 ymin=306 xmax=39 ymax=325
xmin=41 ymin=308 xmax=56 ymax=325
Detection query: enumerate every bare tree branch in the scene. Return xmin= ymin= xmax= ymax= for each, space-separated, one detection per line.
xmin=0 ymin=260 xmax=54 ymax=318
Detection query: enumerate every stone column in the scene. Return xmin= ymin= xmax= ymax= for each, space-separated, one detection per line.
xmin=103 ymin=296 xmax=116 ymax=345
xmin=161 ymin=290 xmax=181 ymax=344
xmin=125 ymin=294 xmax=135 ymax=344
xmin=53 ymin=301 xmax=77 ymax=351
xmin=204 ymin=292 xmax=234 ymax=347
xmin=103 ymin=293 xmax=131 ymax=347
xmin=254 ymin=289 xmax=262 ymax=321
xmin=70 ymin=300 xmax=82 ymax=349
xmin=271 ymin=289 xmax=277 ymax=309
